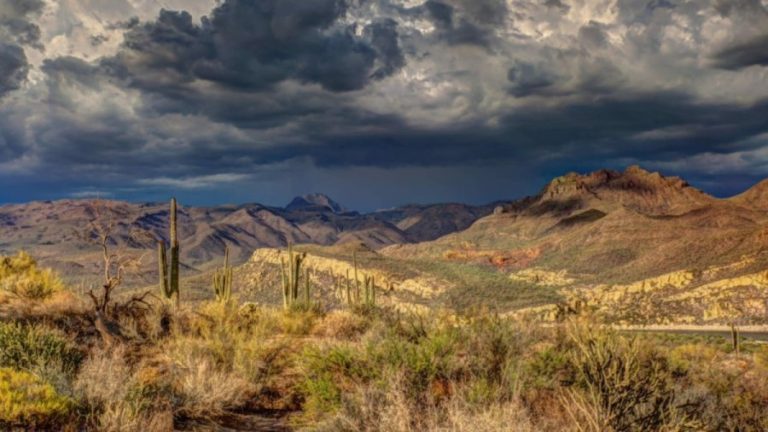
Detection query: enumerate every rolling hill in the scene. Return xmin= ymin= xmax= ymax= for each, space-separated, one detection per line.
xmin=377 ymin=166 xmax=768 ymax=323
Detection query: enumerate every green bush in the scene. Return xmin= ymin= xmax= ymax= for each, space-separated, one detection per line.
xmin=0 ymin=322 xmax=83 ymax=376
xmin=301 ymin=344 xmax=373 ymax=417
xmin=562 ymin=324 xmax=685 ymax=431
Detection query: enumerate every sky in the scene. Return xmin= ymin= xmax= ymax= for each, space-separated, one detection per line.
xmin=1 ymin=0 xmax=767 ymax=211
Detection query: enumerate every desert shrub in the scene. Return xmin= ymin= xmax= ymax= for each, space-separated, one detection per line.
xmin=0 ymin=321 xmax=83 ymax=375
xmin=172 ymin=356 xmax=254 ymax=419
xmin=0 ymin=251 xmax=65 ymax=299
xmin=560 ymin=324 xmax=686 ymax=432
xmin=682 ymin=355 xmax=768 ymax=431
xmin=278 ymin=307 xmax=322 ymax=335
xmin=311 ymin=310 xmax=370 ymax=339
xmin=301 ymin=344 xmax=374 ymax=418
xmin=0 ymin=367 xmax=74 ymax=428
xmin=301 ymin=314 xmax=466 ymax=423
xmin=524 ymin=344 xmax=570 ymax=390
xmin=459 ymin=315 xmax=529 ymax=396
xmin=75 ymin=346 xmax=175 ymax=431
xmin=314 ymin=373 xmax=535 ymax=432
xmin=368 ymin=324 xmax=461 ymax=404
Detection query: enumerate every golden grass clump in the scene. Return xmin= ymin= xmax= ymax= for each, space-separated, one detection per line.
xmin=0 ymin=251 xmax=65 ymax=300
xmin=75 ymin=346 xmax=175 ymax=431
xmin=311 ymin=310 xmax=369 ymax=339
xmin=0 ymin=367 xmax=74 ymax=428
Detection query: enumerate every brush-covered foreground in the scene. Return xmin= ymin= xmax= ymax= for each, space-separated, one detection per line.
xmin=1 ymin=255 xmax=768 ymax=431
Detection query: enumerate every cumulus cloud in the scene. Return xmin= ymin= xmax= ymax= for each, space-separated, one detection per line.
xmin=0 ymin=44 xmax=29 ymax=98
xmin=103 ymin=0 xmax=404 ymax=94
xmin=0 ymin=0 xmax=45 ymax=99
xmin=0 ymin=0 xmax=44 ymax=47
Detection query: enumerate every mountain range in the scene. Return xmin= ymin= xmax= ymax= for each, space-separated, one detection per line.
xmin=3 ymin=166 xmax=768 ymax=324
xmin=0 ymin=193 xmax=498 ymax=286
xmin=379 ymin=165 xmax=768 ymax=323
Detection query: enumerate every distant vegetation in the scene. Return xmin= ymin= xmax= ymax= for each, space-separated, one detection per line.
xmin=1 ymin=252 xmax=767 ymax=430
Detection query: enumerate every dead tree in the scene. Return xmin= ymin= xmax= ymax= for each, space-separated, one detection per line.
xmin=77 ymin=200 xmax=154 ymax=344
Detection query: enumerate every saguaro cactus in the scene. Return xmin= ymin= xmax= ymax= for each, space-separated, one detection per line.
xmin=353 ymin=251 xmax=361 ymax=302
xmin=213 ymin=246 xmax=233 ymax=304
xmin=345 ymin=269 xmax=352 ymax=305
xmin=363 ymin=274 xmax=376 ymax=306
xmin=159 ymin=198 xmax=180 ymax=307
xmin=280 ymin=243 xmax=307 ymax=309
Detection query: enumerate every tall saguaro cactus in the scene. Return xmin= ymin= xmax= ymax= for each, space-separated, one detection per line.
xmin=280 ymin=243 xmax=307 ymax=309
xmin=158 ymin=198 xmax=180 ymax=307
xmin=363 ymin=274 xmax=376 ymax=306
xmin=213 ymin=246 xmax=233 ymax=304
xmin=353 ymin=251 xmax=360 ymax=303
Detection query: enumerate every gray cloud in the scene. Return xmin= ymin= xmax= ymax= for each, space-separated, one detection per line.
xmin=0 ymin=0 xmax=44 ymax=100
xmin=0 ymin=43 xmax=29 ymax=99
xmin=102 ymin=0 xmax=403 ymax=94
xmin=711 ymin=33 xmax=768 ymax=69
xmin=2 ymin=0 xmax=768 ymax=208
xmin=507 ymin=61 xmax=558 ymax=97
xmin=0 ymin=0 xmax=44 ymax=47
xmin=709 ymin=0 xmax=768 ymax=69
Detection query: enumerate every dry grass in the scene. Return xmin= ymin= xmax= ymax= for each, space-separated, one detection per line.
xmin=2 ymin=261 xmax=768 ymax=431
xmin=316 ymin=374 xmax=536 ymax=432
xmin=172 ymin=356 xmax=254 ymax=418
xmin=311 ymin=310 xmax=369 ymax=339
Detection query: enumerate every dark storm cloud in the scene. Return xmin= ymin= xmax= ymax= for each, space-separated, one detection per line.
xmin=0 ymin=43 xmax=29 ymax=99
xmin=544 ymin=0 xmax=570 ymax=13
xmin=4 ymin=0 xmax=768 ymax=208
xmin=506 ymin=53 xmax=624 ymax=98
xmin=578 ymin=21 xmax=609 ymax=49
xmin=709 ymin=0 xmax=768 ymax=69
xmin=305 ymin=94 xmax=768 ymax=169
xmin=420 ymin=0 xmax=506 ymax=49
xmin=365 ymin=19 xmax=406 ymax=79
xmin=0 ymin=0 xmax=44 ymax=100
xmin=711 ymin=34 xmax=768 ymax=70
xmin=507 ymin=61 xmax=557 ymax=97
xmin=713 ymin=0 xmax=764 ymax=17
xmin=0 ymin=0 xmax=44 ymax=47
xmin=102 ymin=0 xmax=403 ymax=94
xmin=646 ymin=0 xmax=675 ymax=11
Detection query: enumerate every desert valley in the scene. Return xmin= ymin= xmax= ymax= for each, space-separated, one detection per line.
xmin=2 ymin=167 xmax=768 ymax=430
xmin=3 ymin=0 xmax=768 ymax=429
xmin=4 ymin=166 xmax=767 ymax=325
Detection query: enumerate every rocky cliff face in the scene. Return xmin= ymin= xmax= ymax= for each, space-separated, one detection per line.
xmin=383 ymin=166 xmax=768 ymax=318
xmin=538 ymin=166 xmax=714 ymax=215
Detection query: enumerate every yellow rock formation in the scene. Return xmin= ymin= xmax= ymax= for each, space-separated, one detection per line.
xmin=508 ymin=268 xmax=575 ymax=287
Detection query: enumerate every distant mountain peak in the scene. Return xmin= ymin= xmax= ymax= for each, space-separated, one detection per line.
xmin=539 ymin=165 xmax=711 ymax=215
xmin=286 ymin=193 xmax=346 ymax=213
